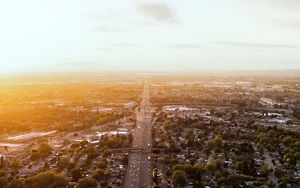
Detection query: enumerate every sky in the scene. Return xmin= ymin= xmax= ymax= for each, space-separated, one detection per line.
xmin=0 ymin=0 xmax=300 ymax=73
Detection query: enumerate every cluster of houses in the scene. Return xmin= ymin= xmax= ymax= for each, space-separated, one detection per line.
xmin=152 ymin=103 xmax=300 ymax=187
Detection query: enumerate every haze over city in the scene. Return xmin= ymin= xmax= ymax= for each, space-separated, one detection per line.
xmin=0 ymin=1 xmax=300 ymax=188
xmin=1 ymin=0 xmax=300 ymax=73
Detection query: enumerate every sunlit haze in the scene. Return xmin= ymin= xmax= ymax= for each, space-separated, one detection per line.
xmin=1 ymin=1 xmax=300 ymax=187
xmin=1 ymin=0 xmax=300 ymax=74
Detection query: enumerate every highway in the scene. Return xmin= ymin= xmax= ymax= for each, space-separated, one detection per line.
xmin=124 ymin=81 xmax=152 ymax=188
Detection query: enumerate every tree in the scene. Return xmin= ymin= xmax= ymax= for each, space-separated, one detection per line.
xmin=282 ymin=136 xmax=293 ymax=146
xmin=0 ymin=171 xmax=5 ymax=177
xmin=107 ymin=137 xmax=123 ymax=148
xmin=43 ymin=162 xmax=50 ymax=170
xmin=99 ymin=136 xmax=123 ymax=149
xmin=235 ymin=161 xmax=244 ymax=172
xmin=70 ymin=142 xmax=80 ymax=149
xmin=259 ymin=136 xmax=269 ymax=146
xmin=0 ymin=156 xmax=4 ymax=167
xmin=86 ymin=146 xmax=98 ymax=161
xmin=122 ymin=155 xmax=128 ymax=165
xmin=169 ymin=143 xmax=177 ymax=152
xmin=172 ymin=170 xmax=187 ymax=186
xmin=211 ymin=159 xmax=222 ymax=169
xmin=0 ymin=177 xmax=8 ymax=188
xmin=24 ymin=170 xmax=69 ymax=188
xmin=206 ymin=162 xmax=217 ymax=171
xmin=38 ymin=142 xmax=53 ymax=157
xmin=80 ymin=140 xmax=89 ymax=147
xmin=292 ymin=109 xmax=300 ymax=120
xmin=58 ymin=156 xmax=70 ymax=170
xmin=193 ymin=164 xmax=206 ymax=180
xmin=72 ymin=168 xmax=82 ymax=182
xmin=8 ymin=179 xmax=24 ymax=188
xmin=217 ymin=177 xmax=227 ymax=187
xmin=163 ymin=120 xmax=172 ymax=130
xmin=92 ymin=169 xmax=106 ymax=181
xmin=11 ymin=160 xmax=23 ymax=170
xmin=30 ymin=151 xmax=42 ymax=161
xmin=173 ymin=164 xmax=195 ymax=175
xmin=102 ymin=149 xmax=111 ymax=157
xmin=274 ymin=168 xmax=286 ymax=178
xmin=226 ymin=174 xmax=252 ymax=185
xmin=207 ymin=136 xmax=223 ymax=150
xmin=97 ymin=159 xmax=108 ymax=169
xmin=267 ymin=130 xmax=276 ymax=137
xmin=78 ymin=177 xmax=97 ymax=188
xmin=278 ymin=182 xmax=287 ymax=188
xmin=239 ymin=142 xmax=254 ymax=153
xmin=293 ymin=152 xmax=300 ymax=161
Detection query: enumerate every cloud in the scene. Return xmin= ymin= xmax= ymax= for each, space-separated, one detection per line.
xmin=166 ymin=44 xmax=202 ymax=49
xmin=110 ymin=43 xmax=140 ymax=47
xmin=47 ymin=61 xmax=105 ymax=71
xmin=95 ymin=48 xmax=117 ymax=51
xmin=136 ymin=2 xmax=177 ymax=23
xmin=59 ymin=60 xmax=103 ymax=65
xmin=272 ymin=18 xmax=300 ymax=30
xmin=264 ymin=0 xmax=300 ymax=10
xmin=93 ymin=26 xmax=122 ymax=33
xmin=211 ymin=41 xmax=296 ymax=48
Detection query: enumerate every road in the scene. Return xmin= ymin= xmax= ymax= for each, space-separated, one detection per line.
xmin=264 ymin=149 xmax=278 ymax=188
xmin=124 ymin=81 xmax=152 ymax=188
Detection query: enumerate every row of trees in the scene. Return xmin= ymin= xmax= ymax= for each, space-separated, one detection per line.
xmin=0 ymin=170 xmax=68 ymax=188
